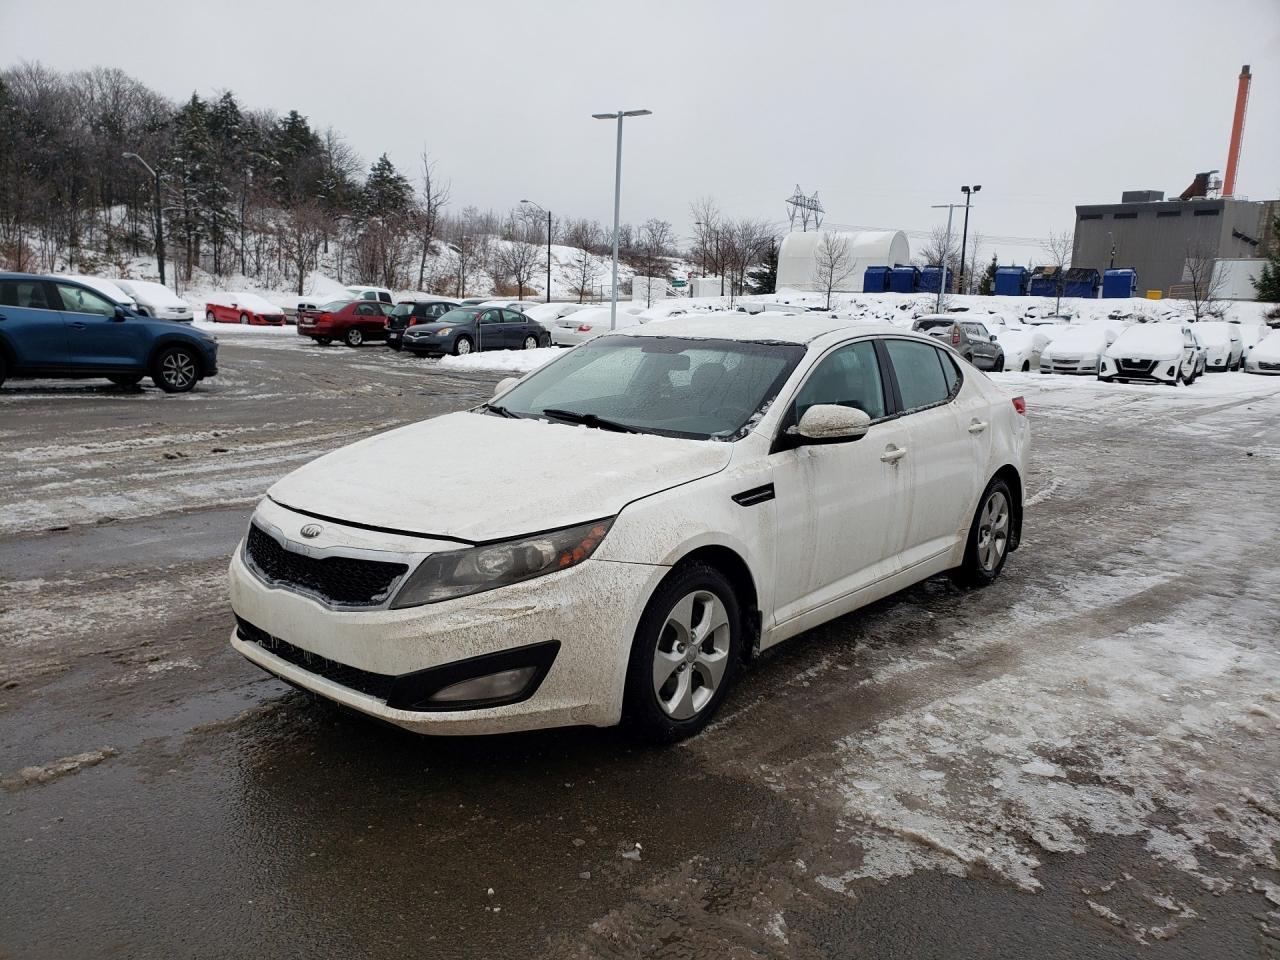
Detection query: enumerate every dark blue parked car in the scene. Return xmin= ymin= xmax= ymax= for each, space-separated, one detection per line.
xmin=0 ymin=273 xmax=218 ymax=393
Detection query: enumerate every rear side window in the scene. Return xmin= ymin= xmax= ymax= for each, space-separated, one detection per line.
xmin=885 ymin=339 xmax=953 ymax=412
xmin=502 ymin=310 xmax=525 ymax=323
xmin=793 ymin=340 xmax=887 ymax=421
xmin=0 ymin=280 xmax=53 ymax=309
xmin=355 ymin=303 xmax=379 ymax=315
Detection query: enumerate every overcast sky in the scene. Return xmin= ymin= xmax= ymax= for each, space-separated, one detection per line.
xmin=3 ymin=0 xmax=1278 ymax=264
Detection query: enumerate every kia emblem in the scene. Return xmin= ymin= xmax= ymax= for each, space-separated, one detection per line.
xmin=300 ymin=524 xmax=322 ymax=539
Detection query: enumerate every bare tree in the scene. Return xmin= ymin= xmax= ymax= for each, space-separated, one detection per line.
xmin=415 ymin=152 xmax=450 ymax=290
xmin=812 ymin=232 xmax=854 ymax=309
xmin=279 ymin=200 xmax=329 ymax=295
xmin=498 ymin=239 xmax=540 ymax=300
xmin=629 ymin=218 xmax=674 ymax=307
xmin=962 ymin=230 xmax=985 ymax=295
xmin=723 ymin=218 xmax=774 ymax=304
xmin=448 ymin=233 xmax=481 ymax=298
xmin=1182 ymin=241 xmax=1228 ymax=320
xmin=1041 ymin=229 xmax=1074 ymax=316
xmin=569 ymin=221 xmax=603 ymax=302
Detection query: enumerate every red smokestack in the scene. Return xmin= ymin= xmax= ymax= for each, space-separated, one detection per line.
xmin=1223 ymin=64 xmax=1251 ymax=198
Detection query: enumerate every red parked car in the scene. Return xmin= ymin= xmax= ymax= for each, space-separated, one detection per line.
xmin=296 ymin=299 xmax=393 ymax=347
xmin=203 ymin=292 xmax=286 ymax=326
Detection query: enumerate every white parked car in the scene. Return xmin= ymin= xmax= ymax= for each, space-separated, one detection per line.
xmin=1039 ymin=320 xmax=1123 ymax=375
xmin=112 ymin=278 xmax=193 ymax=322
xmin=228 ymin=316 xmax=1030 ymax=741
xmin=1193 ymin=321 xmax=1244 ymax=371
xmin=345 ymin=285 xmax=394 ymax=304
xmin=995 ymin=326 xmax=1050 ymax=372
xmin=56 ymin=274 xmax=136 ymax=310
xmin=1232 ymin=321 xmax=1268 ymax=363
xmin=549 ymin=305 xmax=641 ymax=346
xmin=517 ymin=302 xmax=587 ymax=326
xmin=1243 ymin=330 xmax=1280 ymax=375
xmin=1099 ymin=322 xmax=1204 ymax=385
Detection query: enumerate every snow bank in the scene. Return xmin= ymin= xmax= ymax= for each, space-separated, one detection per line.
xmin=437 ymin=348 xmax=561 ymax=374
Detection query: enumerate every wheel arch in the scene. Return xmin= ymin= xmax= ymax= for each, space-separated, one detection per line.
xmin=667 ymin=544 xmax=762 ymax=660
xmin=990 ymin=463 xmax=1023 ymax=551
xmin=146 ymin=336 xmax=207 ymax=377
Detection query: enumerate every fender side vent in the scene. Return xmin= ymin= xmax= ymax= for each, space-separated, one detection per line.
xmin=732 ymin=484 xmax=775 ymax=507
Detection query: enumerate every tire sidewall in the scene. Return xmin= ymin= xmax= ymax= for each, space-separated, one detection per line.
xmin=454 ymin=336 xmax=473 ymax=356
xmin=623 ymin=564 xmax=743 ymax=743
xmin=955 ymin=478 xmax=1013 ymax=587
xmin=151 ymin=346 xmax=198 ymax=393
xmin=346 ymin=328 xmax=363 ymax=347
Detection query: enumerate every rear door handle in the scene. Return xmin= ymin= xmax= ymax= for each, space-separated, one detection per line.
xmin=968 ymin=419 xmax=988 ymax=435
xmin=69 ymin=321 xmax=86 ymax=330
xmin=881 ymin=444 xmax=907 ymax=463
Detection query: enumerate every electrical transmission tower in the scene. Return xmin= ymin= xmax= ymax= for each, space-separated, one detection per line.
xmin=785 ymin=185 xmax=824 ymax=232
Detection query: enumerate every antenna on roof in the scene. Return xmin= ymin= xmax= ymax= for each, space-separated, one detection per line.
xmin=785 ymin=185 xmax=825 ymax=232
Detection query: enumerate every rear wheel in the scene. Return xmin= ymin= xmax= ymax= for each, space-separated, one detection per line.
xmin=992 ymin=351 xmax=1004 ymax=371
xmin=951 ymin=479 xmax=1013 ymax=588
xmin=205 ymin=309 xmax=216 ymax=322
xmin=151 ymin=345 xmax=200 ymax=394
xmin=239 ymin=313 xmax=250 ymax=325
xmin=1021 ymin=360 xmax=1030 ymax=372
xmin=345 ymin=327 xmax=364 ymax=347
xmin=453 ymin=336 xmax=473 ymax=356
xmin=522 ymin=335 xmax=538 ymax=350
xmin=623 ymin=564 xmax=744 ymax=743
xmin=108 ymin=374 xmax=143 ymax=387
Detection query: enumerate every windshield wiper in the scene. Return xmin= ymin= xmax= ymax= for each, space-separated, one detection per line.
xmin=481 ymin=402 xmax=519 ymax=418
xmin=540 ymin=407 xmax=638 ymax=433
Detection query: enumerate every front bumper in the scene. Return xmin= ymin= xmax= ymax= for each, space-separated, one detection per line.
xmin=1040 ymin=356 xmax=1099 ymax=375
xmin=1245 ymin=359 xmax=1280 ymax=375
xmin=228 ymin=538 xmax=664 ymax=735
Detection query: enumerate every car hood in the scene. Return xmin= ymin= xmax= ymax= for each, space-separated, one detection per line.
xmin=267 ymin=410 xmax=733 ymax=542
xmin=405 ymin=321 xmax=470 ymax=333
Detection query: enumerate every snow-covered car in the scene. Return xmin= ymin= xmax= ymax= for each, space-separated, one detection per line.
xmin=1243 ymin=330 xmax=1280 ymax=375
xmin=345 ymin=285 xmax=393 ymax=304
xmin=228 ymin=316 xmax=1029 ymax=740
xmin=995 ymin=326 xmax=1050 ymax=372
xmin=517 ymin=302 xmax=587 ymax=326
xmin=479 ymin=299 xmax=544 ymax=312
xmin=1098 ymin=323 xmax=1203 ymax=385
xmin=550 ymin=305 xmax=642 ymax=346
xmin=1193 ymin=321 xmax=1244 ymax=371
xmin=1039 ymin=320 xmax=1123 ymax=375
xmin=1234 ymin=321 xmax=1267 ymax=362
xmin=56 ymin=274 xmax=136 ymax=310
xmin=204 ymin=292 xmax=287 ymax=326
xmin=112 ymin=278 xmax=193 ymax=322
xmin=636 ymin=300 xmax=692 ymax=322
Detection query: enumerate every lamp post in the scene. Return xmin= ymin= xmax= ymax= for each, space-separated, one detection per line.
xmin=930 ymin=203 xmax=961 ymax=313
xmin=591 ymin=109 xmax=651 ymax=329
xmin=123 ymin=152 xmax=165 ymax=286
xmin=520 ymin=199 xmax=553 ymax=303
xmin=958 ymin=184 xmax=980 ymax=295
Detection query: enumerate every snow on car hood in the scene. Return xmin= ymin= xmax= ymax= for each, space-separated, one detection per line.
xmin=1251 ymin=331 xmax=1280 ymax=363
xmin=267 ymin=410 xmax=733 ymax=542
xmin=1043 ymin=324 xmax=1116 ymax=357
xmin=1105 ymin=324 xmax=1184 ymax=361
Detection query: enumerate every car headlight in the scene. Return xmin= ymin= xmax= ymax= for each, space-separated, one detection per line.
xmin=391 ymin=518 xmax=614 ymax=608
xmin=435 ymin=327 xmax=451 ymax=336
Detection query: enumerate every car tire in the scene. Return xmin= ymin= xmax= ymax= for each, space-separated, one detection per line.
xmin=108 ymin=374 xmax=143 ymax=387
xmin=205 ymin=310 xmax=216 ymax=322
xmin=315 ymin=337 xmax=332 ymax=346
xmin=453 ymin=336 xmax=473 ymax=356
xmin=239 ymin=313 xmax=250 ymax=325
xmin=623 ymin=563 xmax=744 ymax=743
xmin=345 ymin=328 xmax=364 ymax=347
xmin=151 ymin=345 xmax=200 ymax=394
xmin=1021 ymin=361 xmax=1030 ymax=372
xmin=992 ymin=351 xmax=1004 ymax=372
xmin=1098 ymin=375 xmax=1113 ymax=383
xmin=522 ymin=335 xmax=538 ymax=350
xmin=951 ymin=478 xmax=1014 ymax=589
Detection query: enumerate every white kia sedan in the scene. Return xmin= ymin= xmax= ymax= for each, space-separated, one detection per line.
xmin=229 ymin=316 xmax=1030 ymax=741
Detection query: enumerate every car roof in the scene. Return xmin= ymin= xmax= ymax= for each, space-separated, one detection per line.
xmin=617 ymin=313 xmax=905 ymax=345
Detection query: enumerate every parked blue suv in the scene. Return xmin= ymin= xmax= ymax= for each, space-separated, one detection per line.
xmin=0 ymin=273 xmax=218 ymax=393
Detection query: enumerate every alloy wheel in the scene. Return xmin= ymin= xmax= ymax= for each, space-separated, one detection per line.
xmin=976 ymin=490 xmax=1009 ymax=573
xmin=456 ymin=338 xmax=472 ymax=355
xmin=161 ymin=350 xmax=196 ymax=390
xmin=651 ymin=590 xmax=731 ymax=720
xmin=523 ymin=336 xmax=537 ymax=350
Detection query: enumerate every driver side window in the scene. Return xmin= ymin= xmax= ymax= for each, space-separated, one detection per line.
xmin=793 ymin=341 xmax=887 ymax=423
xmin=55 ymin=283 xmax=115 ymax=316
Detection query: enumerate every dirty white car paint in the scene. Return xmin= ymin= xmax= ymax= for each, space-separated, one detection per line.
xmin=228 ymin=315 xmax=1030 ymax=738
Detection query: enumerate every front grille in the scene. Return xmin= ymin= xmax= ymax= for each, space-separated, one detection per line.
xmin=1261 ymin=361 xmax=1280 ymax=371
xmin=1118 ymin=359 xmax=1156 ymax=374
xmin=236 ymin=616 xmax=395 ymax=701
xmin=244 ymin=524 xmax=408 ymax=607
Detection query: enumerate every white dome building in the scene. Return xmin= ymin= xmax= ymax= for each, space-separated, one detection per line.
xmin=775 ymin=230 xmax=911 ymax=294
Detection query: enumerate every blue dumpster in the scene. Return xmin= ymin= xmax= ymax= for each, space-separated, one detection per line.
xmin=919 ymin=266 xmax=952 ymax=294
xmin=994 ymin=266 xmax=1029 ymax=297
xmin=1102 ymin=268 xmax=1138 ymax=299
xmin=1029 ymin=267 xmax=1060 ymax=298
xmin=889 ymin=265 xmax=919 ymax=294
xmin=863 ymin=265 xmax=891 ymax=293
xmin=1063 ymin=268 xmax=1100 ymax=299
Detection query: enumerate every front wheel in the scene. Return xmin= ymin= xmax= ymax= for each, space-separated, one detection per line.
xmin=992 ymin=351 xmax=1004 ymax=372
xmin=453 ymin=336 xmax=473 ymax=356
xmin=623 ymin=564 xmax=744 ymax=743
xmin=239 ymin=313 xmax=250 ymax=325
xmin=345 ymin=328 xmax=364 ymax=347
xmin=151 ymin=346 xmax=200 ymax=393
xmin=1021 ymin=360 xmax=1030 ymax=372
xmin=522 ymin=335 xmax=538 ymax=350
xmin=951 ymin=479 xmax=1013 ymax=588
xmin=205 ymin=310 xmax=216 ymax=323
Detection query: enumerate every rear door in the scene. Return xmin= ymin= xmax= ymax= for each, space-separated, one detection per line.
xmin=53 ymin=281 xmax=149 ymax=370
xmin=503 ymin=309 xmax=535 ymax=346
xmin=962 ymin=322 xmax=996 ymax=368
xmin=353 ymin=302 xmax=382 ymax=337
xmin=882 ymin=337 xmax=978 ymax=569
xmin=476 ymin=309 xmax=503 ymax=350
xmin=0 ymin=278 xmax=68 ymax=369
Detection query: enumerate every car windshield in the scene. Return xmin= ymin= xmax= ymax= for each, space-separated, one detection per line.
xmin=494 ymin=335 xmax=805 ymax=440
xmin=435 ymin=308 xmax=480 ymax=324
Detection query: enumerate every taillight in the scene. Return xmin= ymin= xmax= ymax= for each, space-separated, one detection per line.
xmin=951 ymin=328 xmax=961 ymax=346
xmin=577 ymin=324 xmax=593 ymax=332
xmin=1012 ymin=396 xmax=1026 ymax=415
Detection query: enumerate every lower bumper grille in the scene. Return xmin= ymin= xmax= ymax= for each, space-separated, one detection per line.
xmin=244 ymin=524 xmax=408 ymax=608
xmin=1260 ymin=361 xmax=1280 ymax=371
xmin=236 ymin=617 xmax=395 ymax=701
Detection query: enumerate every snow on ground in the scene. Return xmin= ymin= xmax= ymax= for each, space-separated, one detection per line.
xmin=437 ymin=347 xmax=563 ymax=374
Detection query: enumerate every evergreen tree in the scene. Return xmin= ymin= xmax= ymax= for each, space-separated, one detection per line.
xmin=1253 ymin=212 xmax=1280 ymax=303
xmin=745 ymin=237 xmax=778 ymax=295
xmin=362 ymin=154 xmax=412 ymax=219
xmin=978 ymin=254 xmax=997 ymax=296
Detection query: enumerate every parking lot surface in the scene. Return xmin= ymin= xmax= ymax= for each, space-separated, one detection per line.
xmin=2 ymin=335 xmax=1279 ymax=959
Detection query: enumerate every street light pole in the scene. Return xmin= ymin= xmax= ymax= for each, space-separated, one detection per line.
xmin=123 ymin=152 xmax=165 ymax=286
xmin=521 ymin=200 xmax=553 ymax=303
xmin=592 ymin=109 xmax=651 ymax=330
xmin=958 ymin=184 xmax=981 ymax=295
xmin=930 ymin=203 xmax=960 ymax=313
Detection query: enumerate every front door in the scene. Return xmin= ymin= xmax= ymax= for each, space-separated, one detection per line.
xmin=53 ymin=282 xmax=148 ymax=371
xmin=769 ymin=338 xmax=912 ymax=626
xmin=477 ymin=309 xmax=503 ymax=350
xmin=0 ymin=278 xmax=68 ymax=369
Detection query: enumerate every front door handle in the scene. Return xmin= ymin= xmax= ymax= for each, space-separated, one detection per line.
xmin=968 ymin=419 xmax=988 ymax=435
xmin=70 ymin=321 xmax=86 ymax=330
xmin=880 ymin=444 xmax=907 ymax=463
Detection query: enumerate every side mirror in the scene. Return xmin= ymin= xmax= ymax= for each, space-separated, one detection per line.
xmin=990 ymin=333 xmax=998 ymax=342
xmin=112 ymin=304 xmax=127 ymax=321
xmin=494 ymin=376 xmax=518 ymax=397
xmin=790 ymin=404 xmax=871 ymax=443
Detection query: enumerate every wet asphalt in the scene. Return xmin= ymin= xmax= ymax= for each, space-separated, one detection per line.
xmin=1 ymin=333 xmax=1278 ymax=959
